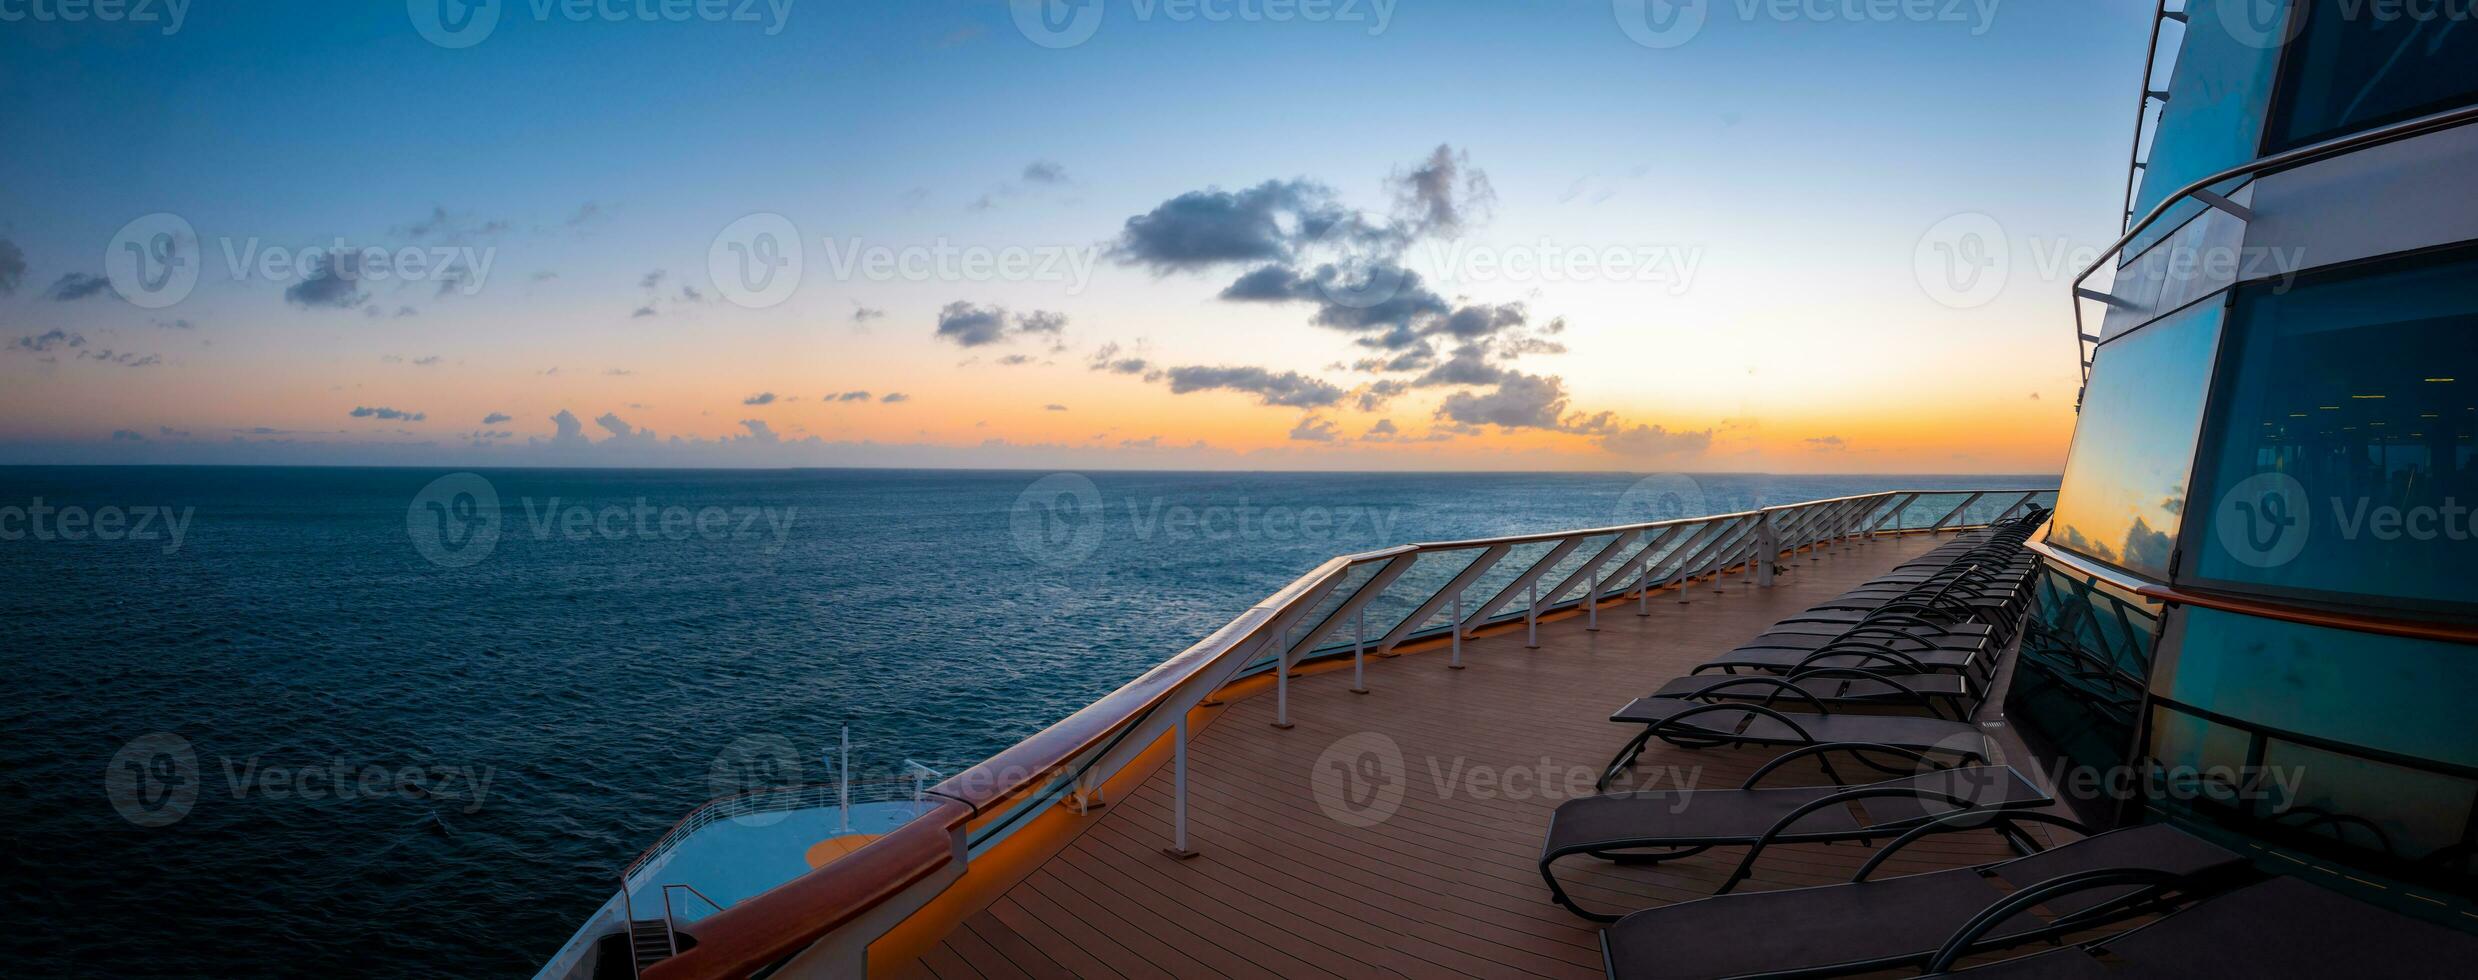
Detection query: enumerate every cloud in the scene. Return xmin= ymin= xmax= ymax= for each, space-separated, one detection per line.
xmin=285 ymin=252 xmax=368 ymax=310
xmin=1045 ymin=403 xmax=1068 ymax=411
xmin=548 ymin=409 xmax=588 ymax=446
xmin=78 ymin=349 xmax=160 ymax=368
xmin=880 ymin=392 xmax=910 ymax=403
xmin=830 ymin=390 xmax=872 ymax=402
xmin=397 ymin=205 xmax=508 ymax=242
xmin=1390 ymin=143 xmax=1496 ymax=239
xmin=1162 ymin=365 xmax=1345 ymax=408
xmin=604 ymin=367 xmax=633 ymax=376
xmin=852 ymin=304 xmax=886 ymax=324
xmin=11 ymin=330 xmax=86 ymax=354
xmin=640 ymin=270 xmax=666 ymax=290
xmin=482 ymin=412 xmax=512 ymax=425
xmin=594 ymin=412 xmax=658 ymax=442
xmin=1288 ymin=416 xmax=1341 ymax=442
xmin=1109 ymin=179 xmax=1346 ymax=273
xmin=0 ymin=238 xmax=24 ymax=295
xmin=45 ymin=272 xmax=113 ymax=302
xmin=1434 ymin=372 xmax=1570 ymax=429
xmin=155 ymin=317 xmax=195 ymax=329
xmin=995 ymin=353 xmax=1036 ymax=366
xmin=743 ymin=392 xmax=777 ymax=406
xmin=1364 ymin=419 xmax=1400 ymax=439
xmin=932 ymin=302 xmax=1068 ymax=348
xmin=738 ymin=419 xmax=780 ymax=444
xmin=1022 ymin=160 xmax=1070 ymax=185
xmin=631 ymin=304 xmax=657 ymax=318
xmin=412 ymin=356 xmax=442 ymax=367
xmin=111 ymin=429 xmax=146 ymax=442
xmin=1354 ymin=379 xmax=1410 ymax=411
xmin=1087 ymin=342 xmax=1151 ymax=375
xmin=1805 ymin=435 xmax=1848 ymax=451
xmin=565 ymin=202 xmax=602 ymax=228
xmin=350 ymin=406 xmax=427 ymax=422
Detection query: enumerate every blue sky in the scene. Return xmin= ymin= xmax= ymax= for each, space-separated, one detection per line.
xmin=0 ymin=0 xmax=2155 ymax=470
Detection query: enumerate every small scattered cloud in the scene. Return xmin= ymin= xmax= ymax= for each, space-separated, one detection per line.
xmin=0 ymin=238 xmax=24 ymax=295
xmin=349 ymin=406 xmax=426 ymax=422
xmin=1288 ymin=416 xmax=1341 ymax=442
xmin=631 ymin=304 xmax=658 ymax=318
xmin=743 ymin=392 xmax=778 ymax=406
xmin=111 ymin=429 xmax=146 ymax=442
xmin=852 ymin=304 xmax=886 ymax=325
xmin=482 ymin=412 xmax=512 ymax=425
xmin=1044 ymin=403 xmax=1068 ymax=411
xmin=880 ymin=392 xmax=910 ymax=403
xmin=933 ymin=302 xmax=1068 ymax=348
xmin=11 ymin=330 xmax=85 ymax=354
xmin=44 ymin=272 xmax=113 ymax=302
xmin=1161 ymin=365 xmax=1345 ymax=408
xmin=830 ymin=390 xmax=872 ymax=402
xmin=285 ymin=252 xmax=368 ymax=310
xmin=1022 ymin=160 xmax=1070 ymax=186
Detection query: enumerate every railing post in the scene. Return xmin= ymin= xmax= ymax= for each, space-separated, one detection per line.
xmin=1524 ymin=579 xmax=1540 ymax=649
xmin=1585 ymin=578 xmax=1600 ymax=631
xmin=1163 ymin=713 xmax=1197 ymax=859
xmin=1636 ymin=551 xmax=1654 ymax=615
xmin=1272 ymin=622 xmax=1293 ymax=730
xmin=1449 ymin=590 xmax=1465 ymax=669
xmin=1350 ymin=607 xmax=1369 ymax=694
xmin=837 ymin=724 xmax=852 ymax=834
xmin=1757 ymin=512 xmax=1779 ymax=587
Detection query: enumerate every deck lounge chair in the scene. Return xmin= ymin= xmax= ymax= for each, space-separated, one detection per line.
xmin=1596 ymin=693 xmax=1994 ymax=790
xmin=1930 ymin=875 xmax=2478 ymax=977
xmin=1599 ymin=822 xmax=2249 ymax=979
xmin=1544 ymin=748 xmax=2050 ymax=920
xmin=1650 ymin=668 xmax=1981 ymax=719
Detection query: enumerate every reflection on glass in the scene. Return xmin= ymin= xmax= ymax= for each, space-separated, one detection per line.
xmin=2187 ymin=247 xmax=2478 ymax=607
xmin=2049 ymin=302 xmax=2225 ymax=577
xmin=2271 ymin=0 xmax=2478 ymax=151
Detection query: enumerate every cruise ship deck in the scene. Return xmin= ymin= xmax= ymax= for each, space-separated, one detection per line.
xmin=885 ymin=531 xmax=2046 ymax=980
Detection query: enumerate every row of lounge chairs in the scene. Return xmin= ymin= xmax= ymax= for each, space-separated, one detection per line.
xmin=1526 ymin=511 xmax=2475 ymax=976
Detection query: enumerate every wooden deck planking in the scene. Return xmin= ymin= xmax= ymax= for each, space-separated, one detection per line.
xmin=905 ymin=533 xmax=2040 ymax=979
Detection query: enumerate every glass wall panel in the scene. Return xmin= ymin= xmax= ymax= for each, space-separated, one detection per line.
xmin=2269 ymin=0 xmax=2478 ymax=151
xmin=2048 ymin=302 xmax=2227 ymax=577
xmin=2184 ymin=247 xmax=2478 ymax=609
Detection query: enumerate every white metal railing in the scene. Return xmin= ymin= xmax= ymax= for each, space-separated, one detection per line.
xmin=641 ymin=487 xmax=2058 ymax=977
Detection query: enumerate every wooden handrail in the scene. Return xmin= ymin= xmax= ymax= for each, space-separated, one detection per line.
xmin=2027 ymin=539 xmax=2478 ymax=644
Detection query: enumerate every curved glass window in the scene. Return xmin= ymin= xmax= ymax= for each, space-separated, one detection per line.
xmin=2184 ymin=246 xmax=2478 ymax=609
xmin=2048 ymin=302 xmax=2226 ymax=578
xmin=2268 ymin=0 xmax=2478 ymax=151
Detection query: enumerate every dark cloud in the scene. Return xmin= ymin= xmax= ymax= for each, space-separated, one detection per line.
xmin=1109 ymin=179 xmax=1346 ymax=273
xmin=1022 ymin=160 xmax=1070 ymax=185
xmin=852 ymin=305 xmax=886 ymax=324
xmin=112 ymin=429 xmax=146 ymax=442
xmin=1016 ymin=310 xmax=1067 ymax=335
xmin=45 ymin=272 xmax=113 ymax=302
xmin=1162 ymin=365 xmax=1345 ymax=408
xmin=1599 ymin=423 xmax=1715 ymax=459
xmin=1354 ymin=379 xmax=1410 ymax=411
xmin=1434 ymin=372 xmax=1570 ymax=429
xmin=349 ymin=406 xmax=426 ymax=422
xmin=398 ymin=205 xmax=508 ymax=241
xmin=11 ymin=330 xmax=85 ymax=354
xmin=831 ymin=390 xmax=872 ymax=402
xmin=996 ymin=354 xmax=1036 ymax=366
xmin=1086 ymin=342 xmax=1151 ymax=374
xmin=412 ymin=356 xmax=442 ymax=367
xmin=639 ymin=270 xmax=666 ymax=290
xmin=158 ymin=426 xmax=192 ymax=438
xmin=738 ymin=419 xmax=780 ymax=443
xmin=631 ymin=305 xmax=657 ymax=318
xmin=743 ymin=392 xmax=778 ymax=406
xmin=933 ymin=302 xmax=1067 ymax=347
xmin=880 ymin=392 xmax=910 ymax=403
xmin=1413 ymin=344 xmax=1509 ymax=387
xmin=0 ymin=238 xmax=24 ymax=295
xmin=1364 ymin=419 xmax=1400 ymax=439
xmin=285 ymin=253 xmax=368 ymax=310
xmin=1390 ymin=143 xmax=1495 ymax=239
xmin=1288 ymin=416 xmax=1341 ymax=442
xmin=482 ymin=412 xmax=512 ymax=425
xmin=1806 ymin=435 xmax=1847 ymax=448
xmin=78 ymin=349 xmax=160 ymax=368
xmin=1045 ymin=403 xmax=1068 ymax=411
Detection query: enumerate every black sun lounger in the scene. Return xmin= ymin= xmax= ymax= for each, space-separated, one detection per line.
xmin=1651 ymin=669 xmax=1981 ymax=719
xmin=1597 ymin=696 xmax=1993 ymax=790
xmin=1688 ymin=642 xmax=1992 ymax=686
xmin=1931 ymin=874 xmax=2478 ymax=977
xmin=1600 ymin=822 xmax=2249 ymax=979
xmin=1544 ymin=752 xmax=2050 ymax=920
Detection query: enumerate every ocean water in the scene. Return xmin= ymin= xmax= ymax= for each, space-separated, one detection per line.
xmin=0 ymin=467 xmax=2054 ymax=977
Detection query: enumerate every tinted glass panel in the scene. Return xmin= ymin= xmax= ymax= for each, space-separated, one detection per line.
xmin=2270 ymin=0 xmax=2478 ymax=150
xmin=2186 ymin=248 xmax=2478 ymax=607
xmin=2049 ymin=302 xmax=2225 ymax=576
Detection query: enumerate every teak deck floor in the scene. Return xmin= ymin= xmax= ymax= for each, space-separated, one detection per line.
xmin=895 ymin=533 xmax=2051 ymax=980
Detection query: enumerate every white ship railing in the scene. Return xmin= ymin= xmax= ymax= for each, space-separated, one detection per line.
xmin=636 ymin=488 xmax=2057 ymax=978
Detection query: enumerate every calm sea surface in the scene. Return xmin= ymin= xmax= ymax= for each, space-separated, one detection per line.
xmin=0 ymin=467 xmax=2054 ymax=977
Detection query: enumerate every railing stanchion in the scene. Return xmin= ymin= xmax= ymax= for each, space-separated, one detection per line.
xmin=1272 ymin=624 xmax=1293 ymax=729
xmin=1524 ymin=579 xmax=1540 ymax=649
xmin=1636 ymin=552 xmax=1653 ymax=615
xmin=1449 ymin=590 xmax=1465 ymax=669
xmin=1350 ymin=607 xmax=1369 ymax=694
xmin=1757 ymin=513 xmax=1778 ymax=588
xmin=1163 ymin=713 xmax=1197 ymax=859
xmin=837 ymin=724 xmax=852 ymax=834
xmin=1585 ymin=579 xmax=1600 ymax=631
